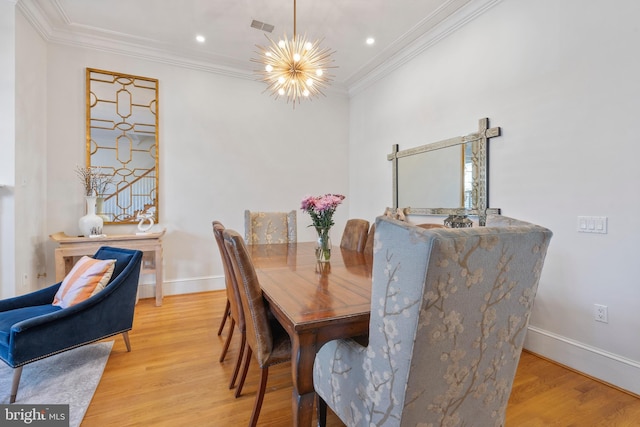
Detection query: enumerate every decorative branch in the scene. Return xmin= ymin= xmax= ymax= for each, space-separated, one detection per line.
xmin=75 ymin=165 xmax=113 ymax=197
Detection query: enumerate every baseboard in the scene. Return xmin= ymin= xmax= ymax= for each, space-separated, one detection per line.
xmin=137 ymin=274 xmax=225 ymax=300
xmin=525 ymin=325 xmax=640 ymax=395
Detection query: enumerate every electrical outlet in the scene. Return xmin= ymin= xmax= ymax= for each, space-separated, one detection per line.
xmin=594 ymin=304 xmax=608 ymax=323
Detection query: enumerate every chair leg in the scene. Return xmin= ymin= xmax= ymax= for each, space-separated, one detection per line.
xmin=217 ymin=299 xmax=230 ymax=336
xmin=229 ymin=331 xmax=246 ymax=389
xmin=10 ymin=366 xmax=23 ymax=404
xmin=122 ymin=331 xmax=132 ymax=352
xmin=219 ymin=318 xmax=236 ymax=362
xmin=317 ymin=394 xmax=328 ymax=427
xmin=248 ymin=366 xmax=269 ymax=427
xmin=235 ymin=346 xmax=252 ymax=398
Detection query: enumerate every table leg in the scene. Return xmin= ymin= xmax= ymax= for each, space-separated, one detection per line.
xmin=291 ymin=332 xmax=317 ymax=427
xmin=155 ymin=246 xmax=163 ymax=306
xmin=54 ymin=249 xmax=66 ymax=282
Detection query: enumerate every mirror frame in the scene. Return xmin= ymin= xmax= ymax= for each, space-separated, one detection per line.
xmin=85 ymin=68 xmax=159 ymax=224
xmin=388 ymin=118 xmax=501 ymax=225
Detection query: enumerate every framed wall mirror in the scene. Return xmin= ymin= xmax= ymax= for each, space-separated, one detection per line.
xmin=86 ymin=68 xmax=159 ymax=224
xmin=388 ymin=118 xmax=501 ymax=225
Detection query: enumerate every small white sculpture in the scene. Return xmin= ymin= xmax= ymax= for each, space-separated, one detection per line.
xmin=137 ymin=207 xmax=156 ymax=233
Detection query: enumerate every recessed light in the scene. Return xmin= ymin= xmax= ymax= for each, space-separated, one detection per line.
xmin=366 ymin=37 xmax=375 ymax=45
xmin=196 ymin=35 xmax=206 ymax=43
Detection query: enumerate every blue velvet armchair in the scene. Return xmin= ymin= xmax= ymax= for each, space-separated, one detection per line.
xmin=0 ymin=246 xmax=143 ymax=403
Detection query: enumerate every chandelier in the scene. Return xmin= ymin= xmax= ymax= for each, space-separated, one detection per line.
xmin=252 ymin=0 xmax=335 ymax=106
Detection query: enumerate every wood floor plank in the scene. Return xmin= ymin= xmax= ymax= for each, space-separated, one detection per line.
xmin=82 ymin=291 xmax=640 ymax=426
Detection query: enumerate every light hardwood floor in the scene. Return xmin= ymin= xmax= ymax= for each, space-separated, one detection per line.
xmin=83 ymin=291 xmax=640 ymax=426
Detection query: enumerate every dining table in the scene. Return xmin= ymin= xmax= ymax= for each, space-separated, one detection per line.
xmin=250 ymin=242 xmax=373 ymax=427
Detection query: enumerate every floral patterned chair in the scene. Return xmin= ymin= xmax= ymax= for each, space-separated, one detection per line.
xmin=243 ymin=210 xmax=297 ymax=244
xmin=313 ymin=215 xmax=553 ymax=426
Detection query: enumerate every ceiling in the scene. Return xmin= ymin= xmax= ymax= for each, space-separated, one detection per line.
xmin=18 ymin=0 xmax=487 ymax=92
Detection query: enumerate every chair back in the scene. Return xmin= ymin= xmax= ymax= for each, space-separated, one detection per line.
xmin=223 ymin=228 xmax=274 ymax=366
xmin=315 ymin=215 xmax=552 ymax=426
xmin=244 ymin=210 xmax=297 ymax=244
xmin=94 ymin=246 xmax=140 ymax=283
xmin=386 ymin=216 xmax=552 ymax=425
xmin=340 ymin=219 xmax=370 ymax=252
xmin=416 ymin=223 xmax=446 ymax=229
xmin=212 ymin=222 xmax=245 ymax=332
xmin=363 ymin=223 xmax=375 ymax=256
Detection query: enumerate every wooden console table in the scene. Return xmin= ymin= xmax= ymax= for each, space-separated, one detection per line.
xmin=50 ymin=230 xmax=165 ymax=306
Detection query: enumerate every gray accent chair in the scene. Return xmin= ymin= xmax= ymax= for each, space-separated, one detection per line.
xmin=313 ymin=215 xmax=552 ymax=426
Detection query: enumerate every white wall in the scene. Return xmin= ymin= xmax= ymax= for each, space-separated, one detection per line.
xmin=42 ymin=44 xmax=350 ymax=298
xmin=0 ymin=0 xmax=17 ymax=299
xmin=349 ymin=0 xmax=640 ymax=393
xmin=15 ymin=6 xmax=47 ymax=295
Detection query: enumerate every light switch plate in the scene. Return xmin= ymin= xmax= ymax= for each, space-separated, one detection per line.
xmin=577 ymin=216 xmax=607 ymax=234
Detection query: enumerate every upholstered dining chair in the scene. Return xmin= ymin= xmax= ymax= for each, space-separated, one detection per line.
xmin=340 ymin=219 xmax=370 ymax=252
xmin=212 ymin=221 xmax=247 ymax=391
xmin=223 ymin=228 xmax=292 ymax=427
xmin=417 ymin=222 xmax=446 ymax=229
xmin=0 ymin=246 xmax=142 ymax=403
xmin=314 ymin=215 xmax=553 ymax=426
xmin=244 ymin=210 xmax=297 ymax=244
xmin=363 ymin=223 xmax=376 ymax=257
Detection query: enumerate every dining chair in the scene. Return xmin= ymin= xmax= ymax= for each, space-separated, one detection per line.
xmin=212 ymin=221 xmax=246 ymax=390
xmin=244 ymin=210 xmax=297 ymax=244
xmin=416 ymin=223 xmax=446 ymax=229
xmin=363 ymin=223 xmax=376 ymax=256
xmin=313 ymin=215 xmax=553 ymax=426
xmin=339 ymin=219 xmax=370 ymax=252
xmin=223 ymin=228 xmax=292 ymax=427
xmin=216 ymin=300 xmax=231 ymax=336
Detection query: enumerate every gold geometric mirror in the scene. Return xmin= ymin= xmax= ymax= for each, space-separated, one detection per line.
xmin=86 ymin=68 xmax=159 ymax=224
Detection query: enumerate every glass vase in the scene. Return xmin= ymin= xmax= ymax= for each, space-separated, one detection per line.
xmin=315 ymin=228 xmax=331 ymax=262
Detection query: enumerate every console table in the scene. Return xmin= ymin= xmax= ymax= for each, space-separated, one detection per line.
xmin=50 ymin=230 xmax=165 ymax=306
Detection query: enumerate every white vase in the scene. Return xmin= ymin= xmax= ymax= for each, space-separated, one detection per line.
xmin=79 ymin=196 xmax=104 ymax=237
xmin=95 ymin=196 xmax=110 ymax=222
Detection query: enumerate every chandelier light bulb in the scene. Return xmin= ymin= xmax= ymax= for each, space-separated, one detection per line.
xmin=303 ymin=89 xmax=310 ymax=97
xmin=306 ymin=78 xmax=313 ymax=86
xmin=293 ymin=53 xmax=301 ymax=62
xmin=278 ymin=76 xmax=285 ymax=84
xmin=316 ymin=69 xmax=323 ymax=76
xmin=278 ymin=40 xmax=286 ymax=48
xmin=265 ymin=64 xmax=273 ymax=72
xmin=278 ymin=88 xmax=285 ymax=96
xmin=305 ymin=42 xmax=313 ymax=50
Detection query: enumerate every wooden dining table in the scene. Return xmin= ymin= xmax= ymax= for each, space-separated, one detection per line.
xmin=250 ymin=242 xmax=373 ymax=427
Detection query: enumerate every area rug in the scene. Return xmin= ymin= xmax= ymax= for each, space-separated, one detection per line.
xmin=0 ymin=341 xmax=114 ymax=427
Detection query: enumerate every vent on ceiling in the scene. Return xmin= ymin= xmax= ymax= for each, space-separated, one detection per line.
xmin=251 ymin=19 xmax=274 ymax=33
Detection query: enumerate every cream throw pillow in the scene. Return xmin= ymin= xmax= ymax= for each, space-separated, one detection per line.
xmin=53 ymin=256 xmax=116 ymax=308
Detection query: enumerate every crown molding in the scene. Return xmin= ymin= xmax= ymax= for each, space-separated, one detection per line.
xmin=347 ymin=0 xmax=503 ymax=97
xmin=17 ymin=0 xmax=498 ymax=97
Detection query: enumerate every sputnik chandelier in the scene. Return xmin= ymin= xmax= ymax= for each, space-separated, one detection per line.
xmin=252 ymin=0 xmax=335 ymax=106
